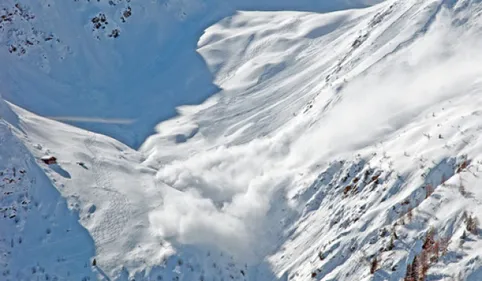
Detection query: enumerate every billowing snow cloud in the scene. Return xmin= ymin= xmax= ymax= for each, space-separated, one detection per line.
xmin=148 ymin=6 xmax=482 ymax=261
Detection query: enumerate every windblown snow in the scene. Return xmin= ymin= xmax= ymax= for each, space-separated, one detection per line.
xmin=2 ymin=0 xmax=482 ymax=280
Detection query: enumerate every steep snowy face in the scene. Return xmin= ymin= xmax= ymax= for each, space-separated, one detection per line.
xmin=0 ymin=0 xmax=381 ymax=148
xmin=142 ymin=0 xmax=482 ymax=279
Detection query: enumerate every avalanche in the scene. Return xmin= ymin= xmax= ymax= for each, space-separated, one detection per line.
xmin=1 ymin=0 xmax=482 ymax=280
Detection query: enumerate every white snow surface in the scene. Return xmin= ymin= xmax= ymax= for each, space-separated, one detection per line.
xmin=2 ymin=0 xmax=482 ymax=280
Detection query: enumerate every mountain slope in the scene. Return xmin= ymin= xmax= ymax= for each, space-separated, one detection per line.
xmin=0 ymin=0 xmax=381 ymax=148
xmin=2 ymin=0 xmax=482 ymax=280
xmin=0 ymin=101 xmax=96 ymax=281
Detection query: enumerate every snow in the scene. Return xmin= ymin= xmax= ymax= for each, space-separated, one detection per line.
xmin=0 ymin=113 xmax=96 ymax=281
xmin=0 ymin=0 xmax=380 ymax=148
xmin=2 ymin=0 xmax=482 ymax=280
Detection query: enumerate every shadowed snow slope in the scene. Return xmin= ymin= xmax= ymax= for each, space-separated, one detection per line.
xmin=3 ymin=0 xmax=482 ymax=280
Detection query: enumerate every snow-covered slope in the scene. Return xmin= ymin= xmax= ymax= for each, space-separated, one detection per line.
xmin=0 ymin=0 xmax=380 ymax=148
xmin=3 ymin=0 xmax=482 ymax=280
xmin=0 ymin=101 xmax=96 ymax=281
